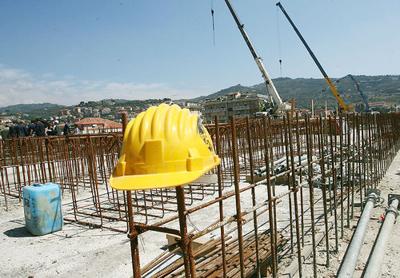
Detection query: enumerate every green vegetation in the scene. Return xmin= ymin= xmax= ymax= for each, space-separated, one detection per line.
xmin=197 ymin=75 xmax=400 ymax=110
xmin=0 ymin=103 xmax=65 ymax=120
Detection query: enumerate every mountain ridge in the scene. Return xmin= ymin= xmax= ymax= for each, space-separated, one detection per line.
xmin=1 ymin=75 xmax=399 ymax=115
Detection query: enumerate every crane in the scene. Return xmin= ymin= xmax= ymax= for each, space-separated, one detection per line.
xmin=224 ymin=0 xmax=290 ymax=114
xmin=276 ymin=2 xmax=352 ymax=112
xmin=332 ymin=74 xmax=370 ymax=112
xmin=347 ymin=74 xmax=370 ymax=112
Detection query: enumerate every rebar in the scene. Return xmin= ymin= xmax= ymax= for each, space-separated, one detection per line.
xmin=1 ymin=113 xmax=400 ymax=278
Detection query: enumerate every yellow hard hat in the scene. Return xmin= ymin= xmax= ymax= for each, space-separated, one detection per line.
xmin=110 ymin=103 xmax=220 ymax=190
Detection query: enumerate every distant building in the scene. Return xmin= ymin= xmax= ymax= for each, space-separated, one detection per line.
xmin=75 ymin=117 xmax=122 ymax=134
xmin=92 ymin=108 xmax=100 ymax=118
xmin=101 ymin=107 xmax=112 ymax=115
xmin=369 ymin=101 xmax=389 ymax=108
xmin=202 ymin=92 xmax=270 ymax=123
xmin=59 ymin=109 xmax=71 ymax=116
xmin=0 ymin=116 xmax=15 ymax=124
xmin=82 ymin=107 xmax=93 ymax=116
xmin=174 ymin=101 xmax=203 ymax=113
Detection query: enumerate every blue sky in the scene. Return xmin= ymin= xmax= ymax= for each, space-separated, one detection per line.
xmin=0 ymin=0 xmax=399 ymax=106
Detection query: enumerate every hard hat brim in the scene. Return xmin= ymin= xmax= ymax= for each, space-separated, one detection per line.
xmin=109 ymin=158 xmax=220 ymax=190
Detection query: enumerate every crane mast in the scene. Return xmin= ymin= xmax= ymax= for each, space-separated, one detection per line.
xmin=224 ymin=0 xmax=286 ymax=110
xmin=276 ymin=2 xmax=352 ymax=112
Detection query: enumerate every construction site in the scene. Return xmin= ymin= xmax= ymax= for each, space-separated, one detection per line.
xmin=1 ymin=1 xmax=400 ymax=278
xmin=1 ymin=110 xmax=400 ymax=277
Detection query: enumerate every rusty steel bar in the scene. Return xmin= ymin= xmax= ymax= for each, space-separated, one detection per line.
xmin=121 ymin=112 xmax=141 ymax=278
xmin=283 ymin=116 xmax=294 ymax=254
xmin=2 ymin=113 xmax=400 ymax=278
xmin=305 ymin=115 xmax=317 ymax=277
xmin=176 ymin=185 xmax=197 ymax=278
xmin=295 ymin=112 xmax=305 ymax=247
xmin=230 ymin=116 xmax=245 ymax=278
xmin=263 ymin=117 xmax=277 ymax=277
xmin=287 ymin=112 xmax=303 ymax=277
xmin=245 ymin=117 xmax=261 ymax=277
xmin=214 ymin=116 xmax=228 ymax=277
xmin=328 ymin=115 xmax=339 ymax=251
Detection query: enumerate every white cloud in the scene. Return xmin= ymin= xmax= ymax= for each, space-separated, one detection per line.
xmin=0 ymin=65 xmax=202 ymax=107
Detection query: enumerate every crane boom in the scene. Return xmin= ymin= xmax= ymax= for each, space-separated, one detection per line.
xmin=224 ymin=0 xmax=284 ymax=108
xmin=276 ymin=2 xmax=351 ymax=112
xmin=348 ymin=74 xmax=370 ymax=112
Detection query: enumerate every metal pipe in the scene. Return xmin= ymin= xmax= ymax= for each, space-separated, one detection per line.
xmin=337 ymin=190 xmax=380 ymax=278
xmin=364 ymin=197 xmax=399 ymax=278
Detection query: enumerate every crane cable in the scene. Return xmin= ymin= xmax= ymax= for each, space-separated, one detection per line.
xmin=276 ymin=5 xmax=283 ymax=77
xmin=211 ymin=0 xmax=216 ymax=46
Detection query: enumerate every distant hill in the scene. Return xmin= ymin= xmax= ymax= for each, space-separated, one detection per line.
xmin=1 ymin=75 xmax=399 ymax=117
xmin=0 ymin=103 xmax=65 ymax=114
xmin=194 ymin=75 xmax=400 ymax=109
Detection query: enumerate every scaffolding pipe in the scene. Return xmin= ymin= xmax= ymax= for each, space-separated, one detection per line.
xmin=364 ymin=198 xmax=399 ymax=278
xmin=337 ymin=191 xmax=379 ymax=278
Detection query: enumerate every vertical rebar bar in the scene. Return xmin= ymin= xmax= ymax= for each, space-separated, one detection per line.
xmin=230 ymin=117 xmax=245 ymax=278
xmin=287 ymin=112 xmax=303 ymax=277
xmin=214 ymin=116 xmax=228 ymax=278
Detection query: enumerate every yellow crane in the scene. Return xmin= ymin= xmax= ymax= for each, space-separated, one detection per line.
xmin=276 ymin=2 xmax=353 ymax=112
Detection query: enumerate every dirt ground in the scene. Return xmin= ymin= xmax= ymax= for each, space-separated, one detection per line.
xmin=0 ymin=199 xmax=132 ymax=278
xmin=0 ymin=181 xmax=307 ymax=278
